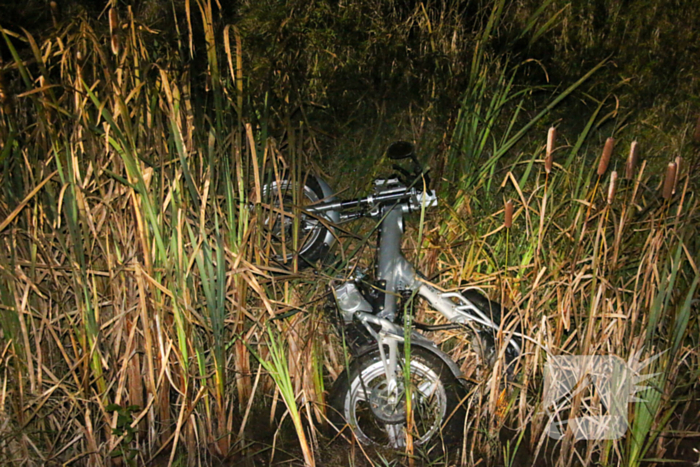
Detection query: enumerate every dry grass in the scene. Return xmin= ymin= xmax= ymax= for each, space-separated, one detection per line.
xmin=402 ymin=129 xmax=699 ymax=466
xmin=0 ymin=7 xmax=324 ymax=465
xmin=0 ymin=2 xmax=698 ymax=467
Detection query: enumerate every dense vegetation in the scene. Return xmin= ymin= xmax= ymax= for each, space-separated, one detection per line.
xmin=0 ymin=0 xmax=698 ymax=465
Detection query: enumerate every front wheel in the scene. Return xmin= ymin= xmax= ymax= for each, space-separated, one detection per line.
xmin=328 ymin=346 xmax=464 ymax=449
xmin=260 ymin=173 xmax=337 ymax=269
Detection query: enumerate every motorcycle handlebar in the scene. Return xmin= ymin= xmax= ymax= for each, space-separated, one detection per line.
xmin=306 ymin=185 xmax=437 ymax=219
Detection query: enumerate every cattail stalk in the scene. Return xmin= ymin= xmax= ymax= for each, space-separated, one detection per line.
xmin=545 ymin=127 xmax=556 ymax=174
xmin=504 ymin=200 xmax=513 ymax=271
xmin=625 ymin=141 xmax=638 ymax=180
xmin=693 ymin=115 xmax=700 ymax=144
xmin=597 ymin=137 xmax=614 ymax=176
xmin=662 ymin=162 xmax=677 ymax=200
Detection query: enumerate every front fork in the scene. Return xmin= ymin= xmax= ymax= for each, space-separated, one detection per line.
xmin=351 ymin=310 xmax=404 ymax=392
xmin=378 ymin=335 xmax=399 ymax=393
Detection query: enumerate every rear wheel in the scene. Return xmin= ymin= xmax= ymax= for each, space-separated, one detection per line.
xmin=461 ymin=289 xmax=521 ymax=374
xmin=328 ymin=346 xmax=465 ymax=449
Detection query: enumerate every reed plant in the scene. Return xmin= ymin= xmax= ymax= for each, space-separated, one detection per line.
xmin=0 ymin=1 xmax=698 ymax=466
xmin=404 ymin=118 xmax=699 ymax=466
xmin=0 ymin=7 xmax=298 ymax=464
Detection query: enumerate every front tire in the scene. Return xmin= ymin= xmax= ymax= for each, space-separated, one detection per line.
xmin=328 ymin=346 xmax=464 ymax=449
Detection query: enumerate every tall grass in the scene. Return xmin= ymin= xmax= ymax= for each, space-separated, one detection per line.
xmin=0 ymin=1 xmax=698 ymax=466
xmin=0 ymin=7 xmax=285 ymax=463
xmin=407 ymin=118 xmax=699 ymax=465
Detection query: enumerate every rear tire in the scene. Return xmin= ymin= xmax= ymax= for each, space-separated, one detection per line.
xmin=461 ymin=289 xmax=521 ymax=374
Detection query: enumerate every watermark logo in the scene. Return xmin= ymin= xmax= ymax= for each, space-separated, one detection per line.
xmin=542 ymin=351 xmax=659 ymax=440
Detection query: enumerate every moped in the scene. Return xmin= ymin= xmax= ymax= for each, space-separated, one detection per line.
xmin=261 ymin=142 xmax=521 ymax=449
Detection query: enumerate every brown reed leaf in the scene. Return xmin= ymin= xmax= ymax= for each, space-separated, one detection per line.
xmin=545 ymin=126 xmax=556 ymax=174
xmin=111 ymin=35 xmax=120 ymax=56
xmin=504 ymin=200 xmax=513 ymax=228
xmin=625 ymin=141 xmax=638 ymax=179
xmin=109 ymin=9 xmax=119 ymax=55
xmin=673 ymin=156 xmax=681 ymax=194
xmin=662 ymin=162 xmax=677 ymax=200
xmin=597 ymin=137 xmax=614 ymax=176
xmin=0 ymin=171 xmax=57 ymax=233
xmin=607 ymin=171 xmax=617 ymax=205
xmin=694 ymin=114 xmax=700 ymax=143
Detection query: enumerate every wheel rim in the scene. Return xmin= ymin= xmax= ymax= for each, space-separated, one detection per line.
xmin=344 ymin=358 xmax=448 ymax=448
xmin=262 ymin=180 xmax=323 ymax=264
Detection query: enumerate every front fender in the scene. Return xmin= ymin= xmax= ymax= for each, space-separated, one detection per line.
xmin=351 ymin=330 xmax=465 ymax=385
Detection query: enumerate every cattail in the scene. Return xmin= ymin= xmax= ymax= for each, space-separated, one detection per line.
xmin=0 ymin=65 xmax=7 ymax=103
xmin=625 ymin=141 xmax=638 ymax=180
xmin=109 ymin=8 xmax=118 ymax=33
xmin=109 ymin=8 xmax=119 ymax=55
xmin=545 ymin=127 xmax=556 ymax=174
xmin=597 ymin=137 xmax=614 ymax=176
xmin=504 ymin=200 xmax=513 ymax=228
xmin=0 ymin=55 xmax=4 ymax=97
xmin=607 ymin=171 xmax=617 ymax=205
xmin=693 ymin=115 xmax=700 ymax=144
xmin=673 ymin=156 xmax=682 ymax=194
xmin=0 ymin=61 xmax=12 ymax=115
xmin=662 ymin=162 xmax=677 ymax=200
xmin=50 ymin=1 xmax=59 ymax=26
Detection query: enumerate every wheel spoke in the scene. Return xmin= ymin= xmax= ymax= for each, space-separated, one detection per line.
xmin=301 ymin=217 xmax=319 ymax=231
xmin=385 ymin=423 xmax=405 ymax=449
xmin=355 ymin=387 xmax=368 ymax=402
xmin=417 ymin=379 xmax=439 ymax=398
